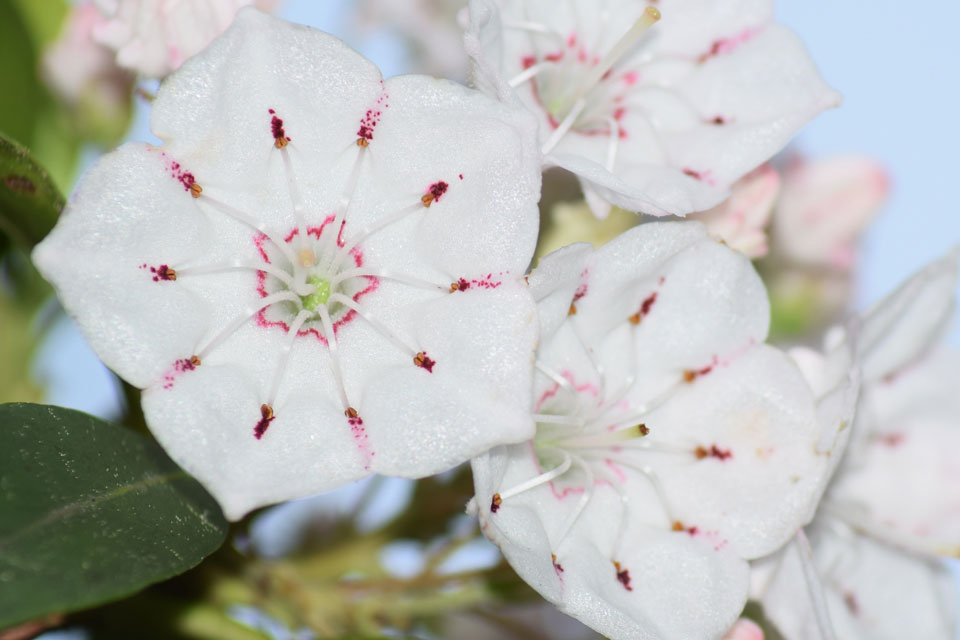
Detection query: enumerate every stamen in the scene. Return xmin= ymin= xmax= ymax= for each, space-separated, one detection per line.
xmin=321 ymin=145 xmax=367 ymax=266
xmin=570 ymin=319 xmax=606 ymax=397
xmin=501 ymin=20 xmax=565 ymax=39
xmin=189 ymin=183 xmax=203 ymax=198
xmin=421 ymin=181 xmax=449 ymax=207
xmin=820 ymin=500 xmax=949 ymax=558
xmin=413 ymin=351 xmax=436 ymax=372
xmin=255 ymin=403 xmax=275 ymax=439
xmin=328 ymin=202 xmax=423 ymax=273
xmin=558 ymin=7 xmax=661 ymax=112
xmin=279 ymin=145 xmax=310 ymax=254
xmin=604 ymin=116 xmax=621 ymax=172
xmin=509 ymin=60 xmax=558 ymax=88
xmin=533 ymin=413 xmax=585 ymax=427
xmin=535 ymin=360 xmax=587 ymax=414
xmin=577 ymin=374 xmax=637 ymax=425
xmin=198 ymin=194 xmax=297 ymax=266
xmin=613 ymin=560 xmax=633 ymax=591
xmin=496 ymin=448 xmax=573 ymax=503
xmin=794 ymin=530 xmax=837 ymax=639
xmin=329 ymin=293 xmax=418 ymax=355
xmin=177 ymin=260 xmax=295 ymax=287
xmin=196 ymin=291 xmax=300 ymax=360
xmin=554 ymin=423 xmax=648 ymax=449
xmin=266 ymin=309 xmax=312 ymax=405
xmin=599 ymin=458 xmax=680 ymax=525
xmin=541 ymin=97 xmax=586 ymax=155
xmin=331 ymin=267 xmax=445 ymax=293
xmin=317 ymin=304 xmax=351 ymax=411
xmin=552 ymin=454 xmax=594 ymax=550
xmin=592 ymin=464 xmax=630 ymax=559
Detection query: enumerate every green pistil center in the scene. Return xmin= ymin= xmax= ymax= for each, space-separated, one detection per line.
xmin=301 ymin=274 xmax=331 ymax=311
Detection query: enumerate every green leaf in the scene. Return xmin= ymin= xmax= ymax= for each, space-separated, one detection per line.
xmin=0 ymin=0 xmax=82 ymax=195
xmin=0 ymin=131 xmax=64 ymax=249
xmin=0 ymin=403 xmax=228 ymax=628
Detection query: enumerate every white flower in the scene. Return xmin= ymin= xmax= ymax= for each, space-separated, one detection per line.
xmin=470 ymin=222 xmax=845 ymax=639
xmin=772 ymin=156 xmax=889 ymax=270
xmin=758 ymin=249 xmax=960 ymax=639
xmin=33 ymin=9 xmax=543 ymax=520
xmin=91 ymin=0 xmax=280 ymax=78
xmin=42 ymin=3 xmax=131 ymax=108
xmin=690 ymin=164 xmax=779 ymax=258
xmin=465 ymin=0 xmax=839 ymax=218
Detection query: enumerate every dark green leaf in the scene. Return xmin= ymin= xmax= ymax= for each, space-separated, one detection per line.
xmin=0 ymin=131 xmax=64 ymax=249
xmin=0 ymin=403 xmax=228 ymax=628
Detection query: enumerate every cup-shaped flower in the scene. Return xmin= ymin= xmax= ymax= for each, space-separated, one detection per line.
xmin=470 ymin=222 xmax=844 ymax=639
xmin=772 ymin=156 xmax=889 ymax=270
xmin=33 ymin=9 xmax=543 ymax=520
xmin=465 ymin=0 xmax=839 ymax=218
xmin=91 ymin=0 xmax=279 ymax=77
xmin=758 ymin=249 xmax=960 ymax=639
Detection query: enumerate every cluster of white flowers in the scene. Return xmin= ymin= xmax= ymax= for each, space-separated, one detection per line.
xmin=32 ymin=4 xmax=958 ymax=639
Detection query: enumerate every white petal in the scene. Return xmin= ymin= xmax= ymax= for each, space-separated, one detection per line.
xmin=827 ymin=350 xmax=960 ymax=557
xmin=649 ymin=0 xmax=773 ymax=58
xmin=576 ymin=221 xmax=769 ymax=371
xmin=765 ymin=523 xmax=959 ymax=640
xmin=527 ymin=243 xmax=592 ymax=341
xmin=32 ymin=143 xmax=214 ymax=388
xmin=645 ymin=345 xmax=825 ymax=558
xmin=669 ymin=25 xmax=841 ymax=188
xmin=855 ymin=248 xmax=959 ymax=382
xmin=140 ymin=335 xmax=368 ymax=521
xmin=152 ymin=8 xmax=384 ymax=191
xmin=472 ymin=446 xmax=750 ymax=640
xmin=549 ymin=152 xmax=726 ymax=217
xmin=374 ymin=74 xmax=541 ymax=278
xmin=364 ymin=282 xmax=538 ymax=476
xmin=37 ymin=10 xmax=545 ymax=519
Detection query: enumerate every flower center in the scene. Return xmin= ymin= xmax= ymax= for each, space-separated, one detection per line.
xmin=509 ymin=6 xmax=661 ymax=157
xmin=301 ymin=274 xmax=331 ymax=310
xmin=255 ymin=218 xmax=375 ymax=341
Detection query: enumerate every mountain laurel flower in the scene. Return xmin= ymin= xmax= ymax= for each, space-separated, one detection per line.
xmin=91 ymin=0 xmax=280 ymax=77
xmin=469 ymin=222 xmax=848 ymax=639
xmin=758 ymin=249 xmax=960 ymax=640
xmin=42 ymin=3 xmax=132 ymax=111
xmin=772 ymin=156 xmax=889 ymax=270
xmin=464 ymin=0 xmax=839 ymax=218
xmin=32 ymin=9 xmax=543 ymax=520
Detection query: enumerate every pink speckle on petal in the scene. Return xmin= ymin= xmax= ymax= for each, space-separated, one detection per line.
xmin=158 ymin=152 xmax=197 ymax=192
xmin=698 ymin=28 xmax=759 ymax=63
xmin=879 ymin=432 xmax=905 ymax=447
xmin=357 ymin=93 xmax=388 ymax=141
xmin=695 ymin=444 xmax=733 ymax=461
xmin=347 ymin=410 xmax=374 ymax=470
